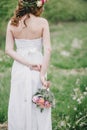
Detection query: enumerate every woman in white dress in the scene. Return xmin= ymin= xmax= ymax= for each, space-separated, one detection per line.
xmin=5 ymin=0 xmax=52 ymax=130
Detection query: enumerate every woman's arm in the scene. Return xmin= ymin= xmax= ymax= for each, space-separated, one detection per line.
xmin=5 ymin=22 xmax=31 ymax=67
xmin=5 ymin=22 xmax=41 ymax=71
xmin=40 ymin=19 xmax=52 ymax=87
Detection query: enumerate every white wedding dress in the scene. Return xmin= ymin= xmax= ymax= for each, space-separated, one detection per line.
xmin=8 ymin=38 xmax=52 ymax=130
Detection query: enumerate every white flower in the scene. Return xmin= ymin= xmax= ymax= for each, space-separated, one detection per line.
xmin=72 ymin=96 xmax=77 ymax=100
xmin=72 ymin=126 xmax=75 ymax=128
xmin=37 ymin=1 xmax=43 ymax=7
xmin=83 ymin=92 xmax=87 ymax=96
xmin=80 ymin=96 xmax=84 ymax=99
xmin=73 ymin=88 xmax=79 ymax=92
xmin=68 ymin=105 xmax=70 ymax=109
xmin=79 ymin=112 xmax=82 ymax=115
xmin=77 ymin=98 xmax=81 ymax=104
xmin=60 ymin=121 xmax=66 ymax=126
xmin=85 ymin=87 xmax=87 ymax=91
xmin=77 ymin=98 xmax=80 ymax=102
xmin=74 ymin=107 xmax=77 ymax=111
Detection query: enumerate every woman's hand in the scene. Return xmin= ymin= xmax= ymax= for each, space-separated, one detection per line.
xmin=29 ymin=64 xmax=42 ymax=71
xmin=40 ymin=76 xmax=50 ymax=89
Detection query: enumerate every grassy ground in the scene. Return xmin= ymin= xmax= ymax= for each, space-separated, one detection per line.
xmin=0 ymin=22 xmax=87 ymax=130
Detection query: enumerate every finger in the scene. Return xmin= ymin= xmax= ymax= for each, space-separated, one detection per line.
xmin=40 ymin=65 xmax=42 ymax=68
xmin=32 ymin=65 xmax=37 ymax=67
xmin=37 ymin=65 xmax=41 ymax=71
xmin=45 ymin=81 xmax=50 ymax=89
xmin=43 ymin=81 xmax=48 ymax=87
xmin=32 ymin=65 xmax=41 ymax=71
xmin=32 ymin=67 xmax=40 ymax=71
xmin=47 ymin=81 xmax=51 ymax=87
xmin=34 ymin=66 xmax=41 ymax=71
xmin=32 ymin=64 xmax=41 ymax=68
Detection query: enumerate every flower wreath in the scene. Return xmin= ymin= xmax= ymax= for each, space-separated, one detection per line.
xmin=22 ymin=0 xmax=48 ymax=8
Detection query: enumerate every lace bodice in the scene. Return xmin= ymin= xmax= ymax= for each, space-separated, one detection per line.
xmin=15 ymin=38 xmax=43 ymax=64
xmin=15 ymin=38 xmax=43 ymax=51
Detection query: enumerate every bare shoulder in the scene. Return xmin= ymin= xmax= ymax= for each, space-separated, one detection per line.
xmin=7 ymin=20 xmax=16 ymax=31
xmin=39 ymin=17 xmax=48 ymax=23
xmin=38 ymin=17 xmax=49 ymax=27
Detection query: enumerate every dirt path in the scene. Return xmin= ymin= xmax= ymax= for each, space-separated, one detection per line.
xmin=58 ymin=68 xmax=87 ymax=75
xmin=0 ymin=122 xmax=8 ymax=130
xmin=50 ymin=65 xmax=87 ymax=76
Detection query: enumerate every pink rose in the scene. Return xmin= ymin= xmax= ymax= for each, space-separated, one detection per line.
xmin=45 ymin=101 xmax=51 ymax=108
xmin=32 ymin=96 xmax=39 ymax=103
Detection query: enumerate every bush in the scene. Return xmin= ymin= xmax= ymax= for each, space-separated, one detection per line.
xmin=44 ymin=0 xmax=87 ymax=23
xmin=52 ymin=77 xmax=87 ymax=130
xmin=0 ymin=0 xmax=87 ymax=24
xmin=0 ymin=0 xmax=17 ymax=21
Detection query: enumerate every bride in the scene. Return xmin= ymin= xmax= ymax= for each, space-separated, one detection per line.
xmin=5 ymin=0 xmax=52 ymax=130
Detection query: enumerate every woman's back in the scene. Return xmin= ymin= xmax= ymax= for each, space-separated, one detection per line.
xmin=10 ymin=14 xmax=46 ymax=40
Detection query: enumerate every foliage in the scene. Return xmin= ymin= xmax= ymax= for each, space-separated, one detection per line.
xmin=0 ymin=0 xmax=17 ymax=22
xmin=44 ymin=0 xmax=87 ymax=23
xmin=59 ymin=87 xmax=87 ymax=130
xmin=0 ymin=0 xmax=87 ymax=24
xmin=50 ymin=22 xmax=87 ymax=69
xmin=0 ymin=72 xmax=11 ymax=123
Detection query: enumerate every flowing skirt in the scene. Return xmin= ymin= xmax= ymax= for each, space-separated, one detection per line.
xmin=8 ymin=59 xmax=52 ymax=130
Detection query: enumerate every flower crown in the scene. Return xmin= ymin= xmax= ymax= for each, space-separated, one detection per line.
xmin=22 ymin=0 xmax=48 ymax=8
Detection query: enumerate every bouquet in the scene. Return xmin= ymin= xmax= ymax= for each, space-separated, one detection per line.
xmin=32 ymin=88 xmax=55 ymax=112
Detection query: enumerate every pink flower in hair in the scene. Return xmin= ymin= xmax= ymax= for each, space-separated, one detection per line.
xmin=41 ymin=0 xmax=48 ymax=4
xmin=41 ymin=0 xmax=44 ymax=4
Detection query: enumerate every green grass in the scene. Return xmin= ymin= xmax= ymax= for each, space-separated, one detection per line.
xmin=0 ymin=22 xmax=87 ymax=129
xmin=50 ymin=22 xmax=87 ymax=69
xmin=0 ymin=72 xmax=11 ymax=123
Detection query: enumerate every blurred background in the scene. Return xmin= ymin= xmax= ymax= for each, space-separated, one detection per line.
xmin=0 ymin=0 xmax=87 ymax=130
